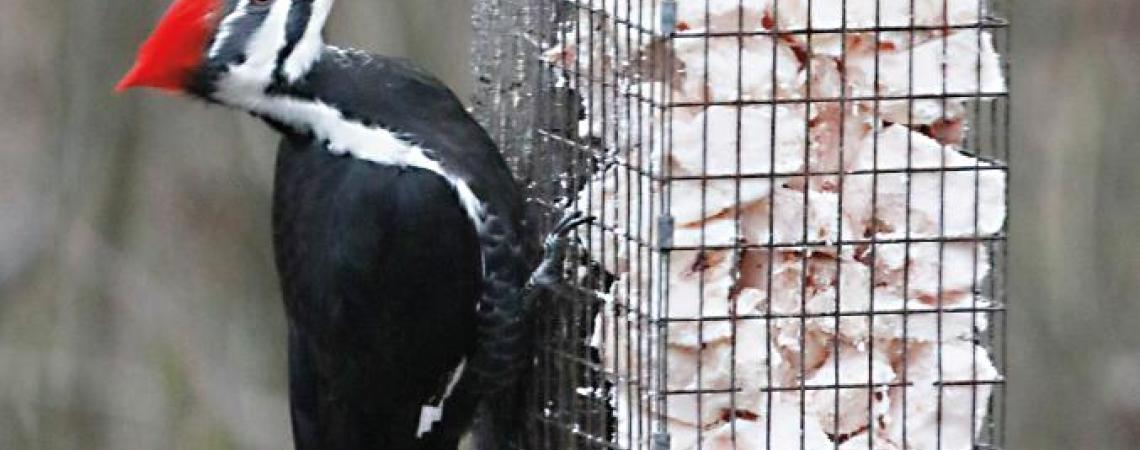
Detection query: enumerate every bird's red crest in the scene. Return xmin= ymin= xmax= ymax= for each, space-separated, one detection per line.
xmin=116 ymin=0 xmax=223 ymax=93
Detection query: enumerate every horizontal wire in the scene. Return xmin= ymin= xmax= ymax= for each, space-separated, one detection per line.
xmin=527 ymin=205 xmax=1008 ymax=257
xmin=531 ymin=416 xmax=627 ymax=449
xmin=541 ymin=128 xmax=1010 ymax=182
xmin=669 ymin=19 xmax=1010 ymax=38
xmin=562 ymin=0 xmax=1009 ymax=38
xmin=535 ymin=59 xmax=1010 ymax=108
xmin=668 ymin=92 xmax=1010 ymax=108
xmin=658 ymin=378 xmax=1004 ymax=397
xmin=662 ymin=233 xmax=1007 ymax=251
xmin=654 ymin=304 xmax=1006 ymax=323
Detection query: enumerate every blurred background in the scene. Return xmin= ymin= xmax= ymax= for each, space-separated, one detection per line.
xmin=0 ymin=0 xmax=1136 ymax=449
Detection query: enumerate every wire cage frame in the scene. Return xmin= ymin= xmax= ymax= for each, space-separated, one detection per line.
xmin=472 ymin=0 xmax=1010 ymax=449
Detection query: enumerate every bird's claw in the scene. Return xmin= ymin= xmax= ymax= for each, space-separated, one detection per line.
xmin=542 ymin=211 xmax=596 ymax=259
xmin=533 ymin=211 xmax=596 ymax=287
xmin=554 ymin=210 xmax=596 ymax=237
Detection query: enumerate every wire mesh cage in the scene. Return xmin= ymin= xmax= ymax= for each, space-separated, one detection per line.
xmin=473 ymin=0 xmax=1009 ymax=448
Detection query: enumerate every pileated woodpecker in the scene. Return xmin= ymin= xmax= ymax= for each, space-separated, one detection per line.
xmin=118 ymin=1 xmax=587 ymax=448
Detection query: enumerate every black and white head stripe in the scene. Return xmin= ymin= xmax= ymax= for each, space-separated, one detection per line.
xmin=207 ymin=0 xmax=333 ymax=84
xmin=279 ymin=0 xmax=331 ymax=81
xmin=204 ymin=0 xmax=488 ymax=228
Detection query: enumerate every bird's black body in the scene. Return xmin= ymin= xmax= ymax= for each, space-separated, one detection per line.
xmin=275 ymin=144 xmax=482 ymax=449
xmin=271 ymin=49 xmax=533 ymax=449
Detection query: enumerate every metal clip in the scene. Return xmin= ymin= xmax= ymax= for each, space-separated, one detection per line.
xmin=660 ymin=0 xmax=678 ymax=35
xmin=657 ymin=214 xmax=675 ymax=249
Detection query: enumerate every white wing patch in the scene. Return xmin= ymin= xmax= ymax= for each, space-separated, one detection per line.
xmin=416 ymin=358 xmax=467 ymax=438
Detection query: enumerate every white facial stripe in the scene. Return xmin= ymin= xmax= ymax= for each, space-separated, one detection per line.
xmin=282 ymin=0 xmax=334 ymax=82
xmin=208 ymin=0 xmax=252 ymax=59
xmin=234 ymin=0 xmax=294 ymax=81
xmin=211 ymin=0 xmax=300 ymax=91
xmin=213 ymin=81 xmax=487 ymax=226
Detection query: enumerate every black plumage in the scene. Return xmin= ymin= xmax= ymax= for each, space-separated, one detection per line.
xmin=270 ymin=50 xmax=534 ymax=449
xmin=275 ymin=141 xmax=481 ymax=449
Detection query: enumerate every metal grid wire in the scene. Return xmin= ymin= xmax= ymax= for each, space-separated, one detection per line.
xmin=473 ymin=0 xmax=1009 ymax=448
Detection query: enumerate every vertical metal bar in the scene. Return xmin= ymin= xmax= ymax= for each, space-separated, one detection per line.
xmin=999 ymin=2 xmax=1012 ymax=447
xmin=693 ymin=0 xmax=712 ymax=446
xmin=901 ymin=2 xmax=918 ymax=449
xmin=936 ymin=0 xmax=952 ymax=449
xmin=534 ymin=0 xmax=549 ymax=445
xmin=834 ymin=1 xmax=849 ymax=449
xmin=765 ymin=1 xmax=781 ymax=450
xmin=729 ymin=0 xmax=746 ymax=447
xmin=868 ymin=0 xmax=884 ymax=446
xmin=572 ymin=1 xmax=586 ymax=446
xmin=657 ymin=2 xmax=677 ymax=448
xmin=800 ymin=1 xmax=815 ymax=449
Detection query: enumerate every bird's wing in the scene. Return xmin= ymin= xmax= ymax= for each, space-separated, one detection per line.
xmin=274 ymin=137 xmax=485 ymax=448
xmin=303 ymin=49 xmax=537 ymax=379
xmin=285 ymin=50 xmax=539 ymax=445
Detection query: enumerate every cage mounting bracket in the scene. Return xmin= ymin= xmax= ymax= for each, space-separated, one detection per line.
xmin=657 ymin=214 xmax=675 ymax=249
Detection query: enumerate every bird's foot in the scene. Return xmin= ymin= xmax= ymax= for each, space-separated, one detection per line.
xmin=531 ymin=211 xmax=595 ymax=288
